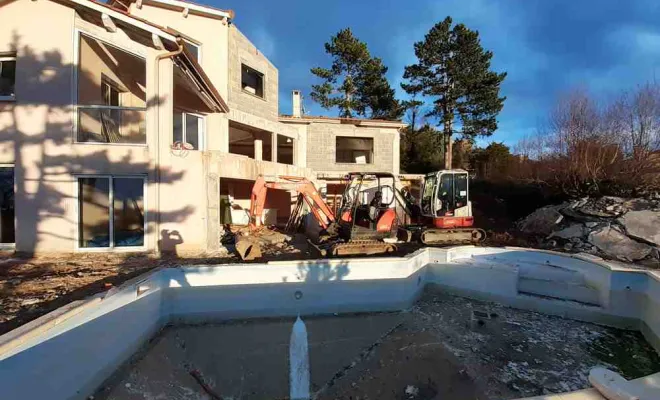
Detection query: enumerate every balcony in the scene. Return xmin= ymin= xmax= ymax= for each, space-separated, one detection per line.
xmin=77 ymin=105 xmax=146 ymax=144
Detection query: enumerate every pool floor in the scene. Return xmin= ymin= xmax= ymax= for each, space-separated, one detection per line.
xmin=95 ymin=289 xmax=660 ymax=400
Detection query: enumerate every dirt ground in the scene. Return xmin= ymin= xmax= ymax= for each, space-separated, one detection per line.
xmin=95 ymin=289 xmax=660 ymax=400
xmin=0 ymin=240 xmax=425 ymax=337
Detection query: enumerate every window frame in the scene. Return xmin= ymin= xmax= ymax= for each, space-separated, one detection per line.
xmin=173 ymin=111 xmax=205 ymax=150
xmin=75 ymin=174 xmax=147 ymax=252
xmin=0 ymin=55 xmax=16 ymax=102
xmin=240 ymin=63 xmax=265 ymax=99
xmin=72 ymin=30 xmax=148 ymax=147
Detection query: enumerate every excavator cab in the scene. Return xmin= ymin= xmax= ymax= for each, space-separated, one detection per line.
xmin=420 ymin=170 xmax=474 ymax=229
xmin=337 ymin=173 xmax=398 ymax=241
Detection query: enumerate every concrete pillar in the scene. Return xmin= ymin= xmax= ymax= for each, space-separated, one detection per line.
xmin=272 ymin=133 xmax=278 ymax=164
xmin=255 ymin=139 xmax=263 ymax=161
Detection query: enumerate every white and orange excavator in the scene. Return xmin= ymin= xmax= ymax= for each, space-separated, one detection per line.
xmin=235 ymin=174 xmax=399 ymax=260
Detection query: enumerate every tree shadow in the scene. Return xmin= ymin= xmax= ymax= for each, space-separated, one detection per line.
xmin=0 ymin=32 xmax=197 ymax=329
xmin=296 ymin=259 xmax=350 ymax=282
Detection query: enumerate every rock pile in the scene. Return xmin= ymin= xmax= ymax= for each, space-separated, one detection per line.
xmin=518 ymin=196 xmax=660 ymax=266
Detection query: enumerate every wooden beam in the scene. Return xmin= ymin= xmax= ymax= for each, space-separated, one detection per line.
xmin=152 ymin=33 xmax=165 ymax=50
xmin=136 ymin=0 xmax=143 ymax=9
xmin=101 ymin=13 xmax=117 ymax=33
xmin=182 ymin=7 xmax=189 ymax=18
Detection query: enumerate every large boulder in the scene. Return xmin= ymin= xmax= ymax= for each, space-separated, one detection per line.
xmin=588 ymin=227 xmax=652 ymax=261
xmin=519 ymin=206 xmax=564 ymax=236
xmin=618 ymin=210 xmax=660 ymax=246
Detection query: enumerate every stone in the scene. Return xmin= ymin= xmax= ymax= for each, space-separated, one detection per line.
xmin=618 ymin=210 xmax=660 ymax=246
xmin=576 ymin=196 xmax=626 ymax=218
xmin=585 ymin=222 xmax=600 ymax=228
xmin=559 ymin=206 xmax=604 ymax=223
xmin=588 ymin=227 xmax=652 ymax=261
xmin=519 ymin=206 xmax=564 ymax=236
xmin=549 ymin=224 xmax=585 ymax=239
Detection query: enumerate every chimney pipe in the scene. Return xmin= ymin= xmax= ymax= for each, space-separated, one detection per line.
xmin=292 ymin=90 xmax=302 ymax=118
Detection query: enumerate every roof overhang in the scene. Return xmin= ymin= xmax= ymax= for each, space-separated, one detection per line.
xmin=55 ymin=0 xmax=228 ymax=113
xmin=110 ymin=0 xmax=233 ymax=20
xmin=174 ymin=45 xmax=229 ymax=113
xmin=279 ymin=115 xmax=407 ymax=129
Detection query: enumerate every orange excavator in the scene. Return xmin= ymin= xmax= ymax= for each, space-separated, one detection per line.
xmin=235 ymin=174 xmax=399 ymax=260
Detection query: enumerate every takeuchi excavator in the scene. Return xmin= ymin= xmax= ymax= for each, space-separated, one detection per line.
xmin=398 ymin=169 xmax=486 ymax=245
xmin=235 ymin=174 xmax=399 ymax=260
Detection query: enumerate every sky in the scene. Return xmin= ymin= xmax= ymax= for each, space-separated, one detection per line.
xmin=213 ymin=0 xmax=660 ymax=148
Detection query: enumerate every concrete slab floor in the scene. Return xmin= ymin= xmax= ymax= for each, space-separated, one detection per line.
xmin=94 ymin=290 xmax=660 ymax=400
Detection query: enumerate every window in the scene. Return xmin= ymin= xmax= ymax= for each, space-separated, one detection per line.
xmin=336 ymin=137 xmax=374 ymax=164
xmin=183 ymin=40 xmax=201 ymax=62
xmin=0 ymin=167 xmax=14 ymax=245
xmin=76 ymin=34 xmax=146 ymax=144
xmin=241 ymin=64 xmax=264 ymax=98
xmin=0 ymin=55 xmax=16 ymax=100
xmin=78 ymin=176 xmax=145 ymax=249
xmin=173 ymin=112 xmax=204 ymax=150
xmin=101 ymin=80 xmax=121 ymax=106
xmin=277 ymin=134 xmax=294 ymax=165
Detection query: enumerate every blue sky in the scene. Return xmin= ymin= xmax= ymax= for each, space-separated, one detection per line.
xmin=214 ymin=0 xmax=660 ymax=148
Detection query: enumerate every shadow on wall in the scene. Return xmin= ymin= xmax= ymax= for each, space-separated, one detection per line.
xmin=0 ymin=32 xmax=194 ymax=255
xmin=296 ymin=259 xmax=350 ymax=282
xmin=158 ymin=229 xmax=183 ymax=255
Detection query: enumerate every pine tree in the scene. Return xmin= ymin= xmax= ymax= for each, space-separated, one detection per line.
xmin=311 ymin=28 xmax=401 ymax=119
xmin=402 ymin=17 xmax=506 ymax=169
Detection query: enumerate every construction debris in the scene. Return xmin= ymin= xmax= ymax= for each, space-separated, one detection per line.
xmin=518 ymin=196 xmax=660 ymax=265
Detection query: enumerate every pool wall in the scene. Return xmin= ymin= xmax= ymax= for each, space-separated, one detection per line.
xmin=0 ymin=246 xmax=659 ymax=400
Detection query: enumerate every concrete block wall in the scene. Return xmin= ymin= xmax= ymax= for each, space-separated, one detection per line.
xmin=305 ymin=123 xmax=400 ymax=174
xmin=227 ymin=26 xmax=278 ymax=122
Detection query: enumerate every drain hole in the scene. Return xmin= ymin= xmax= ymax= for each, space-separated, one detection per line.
xmin=294 ymin=290 xmax=303 ymax=300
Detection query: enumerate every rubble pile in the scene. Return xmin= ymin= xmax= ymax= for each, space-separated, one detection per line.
xmin=518 ymin=196 xmax=660 ymax=266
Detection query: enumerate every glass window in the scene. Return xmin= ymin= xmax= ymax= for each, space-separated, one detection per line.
xmin=420 ymin=174 xmax=437 ymax=216
xmin=113 ymin=178 xmax=144 ymax=247
xmin=79 ymin=177 xmax=110 ymax=248
xmin=78 ymin=176 xmax=144 ymax=249
xmin=0 ymin=57 xmax=16 ymax=98
xmin=0 ymin=167 xmax=15 ymax=244
xmin=183 ymin=40 xmax=200 ymax=62
xmin=173 ymin=112 xmax=184 ymax=144
xmin=173 ymin=112 xmax=203 ymax=150
xmin=76 ymin=34 xmax=146 ymax=144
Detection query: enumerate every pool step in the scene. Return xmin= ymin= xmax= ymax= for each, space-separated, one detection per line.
xmin=516 ymin=263 xmax=601 ymax=306
xmin=518 ymin=277 xmax=601 ymax=306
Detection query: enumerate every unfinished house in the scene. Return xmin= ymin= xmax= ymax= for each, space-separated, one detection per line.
xmin=0 ymin=0 xmax=405 ymax=254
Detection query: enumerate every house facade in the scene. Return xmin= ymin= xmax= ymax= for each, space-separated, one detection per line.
xmin=0 ymin=0 xmax=405 ymax=254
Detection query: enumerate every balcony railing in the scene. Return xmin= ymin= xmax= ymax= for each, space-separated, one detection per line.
xmin=77 ymin=105 xmax=146 ymax=144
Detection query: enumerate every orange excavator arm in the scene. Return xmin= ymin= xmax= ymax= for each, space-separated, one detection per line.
xmin=249 ymin=175 xmax=336 ymax=229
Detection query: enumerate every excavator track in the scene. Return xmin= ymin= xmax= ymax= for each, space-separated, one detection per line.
xmin=309 ymin=239 xmax=397 ymax=257
xmin=420 ymin=228 xmax=486 ymax=245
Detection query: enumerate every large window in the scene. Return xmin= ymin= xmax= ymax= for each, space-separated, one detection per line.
xmin=0 ymin=55 xmax=16 ymax=100
xmin=76 ymin=34 xmax=147 ymax=144
xmin=78 ymin=176 xmax=145 ymax=249
xmin=241 ymin=64 xmax=264 ymax=98
xmin=173 ymin=112 xmax=204 ymax=150
xmin=336 ymin=137 xmax=374 ymax=164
